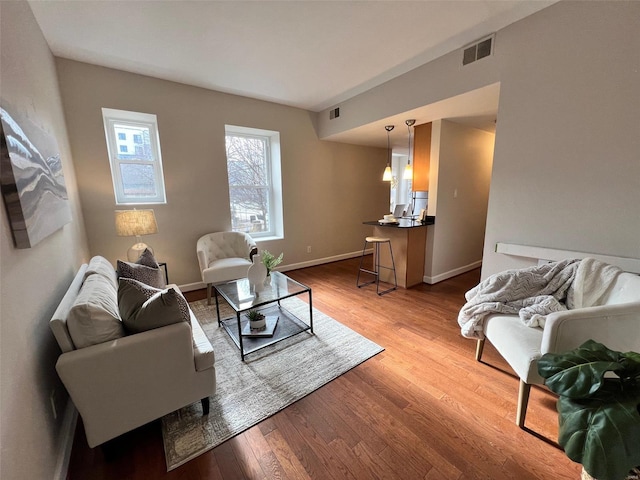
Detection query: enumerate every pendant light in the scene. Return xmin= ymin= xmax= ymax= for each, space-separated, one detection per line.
xmin=403 ymin=119 xmax=416 ymax=180
xmin=382 ymin=125 xmax=394 ymax=181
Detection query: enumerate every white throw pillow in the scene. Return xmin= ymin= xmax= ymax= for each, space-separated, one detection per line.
xmin=84 ymin=255 xmax=118 ymax=289
xmin=67 ymin=274 xmax=124 ymax=349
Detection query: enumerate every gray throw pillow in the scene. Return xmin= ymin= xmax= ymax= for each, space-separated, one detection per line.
xmin=136 ymin=248 xmax=159 ymax=268
xmin=117 ymin=259 xmax=166 ymax=288
xmin=118 ymin=278 xmax=190 ymax=334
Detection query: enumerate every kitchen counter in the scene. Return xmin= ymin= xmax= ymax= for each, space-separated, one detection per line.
xmin=362 ymin=216 xmax=434 ymax=288
xmin=363 ymin=216 xmax=435 ymax=228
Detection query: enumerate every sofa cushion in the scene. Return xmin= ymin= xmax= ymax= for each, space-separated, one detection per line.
xmin=84 ymin=255 xmax=118 ymax=289
xmin=202 ymin=257 xmax=252 ymax=284
xmin=117 ymin=259 xmax=166 ymax=289
xmin=484 ymin=313 xmax=545 ymax=384
xmin=118 ymin=278 xmax=190 ymax=334
xmin=67 ymin=274 xmax=124 ymax=349
xmin=603 ymin=272 xmax=640 ymax=305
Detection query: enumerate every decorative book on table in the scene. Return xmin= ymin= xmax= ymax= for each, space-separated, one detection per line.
xmin=242 ymin=316 xmax=279 ymax=337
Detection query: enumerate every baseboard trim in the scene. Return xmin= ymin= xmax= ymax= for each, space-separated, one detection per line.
xmin=178 ymin=250 xmax=368 ymax=293
xmin=279 ymin=250 xmax=368 ymax=272
xmin=423 ymin=260 xmax=482 ymax=284
xmin=179 ymin=281 xmax=207 ymax=293
xmin=54 ymin=400 xmax=78 ymax=480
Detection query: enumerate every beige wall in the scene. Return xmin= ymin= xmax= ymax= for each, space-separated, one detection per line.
xmin=424 ymin=120 xmax=494 ymax=283
xmin=316 ymin=1 xmax=640 ymax=279
xmin=0 ymin=2 xmax=89 ymax=479
xmin=55 ymin=60 xmax=389 ymax=287
xmin=481 ymin=0 xmax=640 ymax=277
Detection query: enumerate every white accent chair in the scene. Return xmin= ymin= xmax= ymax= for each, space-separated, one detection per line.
xmin=197 ymin=232 xmax=258 ymax=304
xmin=475 ymin=271 xmax=640 ymax=428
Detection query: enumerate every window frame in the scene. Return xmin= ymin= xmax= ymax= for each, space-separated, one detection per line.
xmin=224 ymin=125 xmax=283 ymax=240
xmin=102 ymin=108 xmax=167 ymax=205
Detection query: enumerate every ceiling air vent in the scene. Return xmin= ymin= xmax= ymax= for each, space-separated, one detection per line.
xmin=462 ymin=34 xmax=494 ymax=66
xmin=329 ymin=107 xmax=340 ymax=120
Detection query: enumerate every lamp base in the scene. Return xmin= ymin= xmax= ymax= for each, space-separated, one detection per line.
xmin=127 ymin=242 xmax=153 ymax=262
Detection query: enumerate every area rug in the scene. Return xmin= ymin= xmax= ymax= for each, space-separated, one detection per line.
xmin=160 ymin=296 xmax=384 ymax=471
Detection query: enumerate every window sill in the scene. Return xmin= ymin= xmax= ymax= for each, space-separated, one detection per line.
xmin=253 ymin=235 xmax=283 ymax=242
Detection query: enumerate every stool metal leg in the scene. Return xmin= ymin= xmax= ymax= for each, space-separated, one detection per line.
xmin=357 ymin=239 xmax=378 ymax=288
xmin=357 ymin=237 xmax=397 ymax=295
xmin=374 ymin=242 xmax=381 ymax=292
xmin=376 ymin=240 xmax=397 ymax=296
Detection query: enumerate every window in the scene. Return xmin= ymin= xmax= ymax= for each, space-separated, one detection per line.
xmin=224 ymin=125 xmax=283 ymax=239
xmin=390 ymin=154 xmax=413 ymax=214
xmin=102 ymin=108 xmax=166 ymax=205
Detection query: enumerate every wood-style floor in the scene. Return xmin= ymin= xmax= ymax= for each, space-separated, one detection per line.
xmin=67 ymin=258 xmax=581 ymax=479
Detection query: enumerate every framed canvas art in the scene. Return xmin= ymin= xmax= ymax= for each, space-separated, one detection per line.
xmin=0 ymin=105 xmax=72 ymax=248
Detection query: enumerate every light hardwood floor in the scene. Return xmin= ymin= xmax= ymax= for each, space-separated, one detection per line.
xmin=67 ymin=257 xmax=581 ymax=479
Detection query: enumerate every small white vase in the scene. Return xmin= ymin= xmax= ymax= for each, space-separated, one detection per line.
xmin=247 ymin=253 xmax=267 ymax=293
xmin=264 ymin=273 xmax=272 ymax=286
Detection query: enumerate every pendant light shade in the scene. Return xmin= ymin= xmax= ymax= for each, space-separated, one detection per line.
xmin=403 ymin=119 xmax=415 ymax=180
xmin=382 ymin=125 xmax=394 ymax=181
xmin=403 ymin=163 xmax=413 ymax=180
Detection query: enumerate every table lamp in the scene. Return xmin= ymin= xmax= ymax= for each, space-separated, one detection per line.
xmin=115 ymin=209 xmax=158 ymax=261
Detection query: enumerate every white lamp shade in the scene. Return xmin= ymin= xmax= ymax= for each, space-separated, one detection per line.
xmin=115 ymin=209 xmax=158 ymax=261
xmin=115 ymin=209 xmax=158 ymax=237
xmin=382 ymin=166 xmax=393 ymax=181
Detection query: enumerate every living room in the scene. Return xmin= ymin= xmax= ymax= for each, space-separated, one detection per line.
xmin=1 ymin=1 xmax=639 ymax=479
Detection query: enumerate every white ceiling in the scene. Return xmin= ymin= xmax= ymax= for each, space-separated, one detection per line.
xmin=28 ymin=0 xmax=555 ymax=146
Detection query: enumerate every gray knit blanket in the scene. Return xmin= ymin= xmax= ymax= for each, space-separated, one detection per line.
xmin=458 ymin=258 xmax=623 ymax=339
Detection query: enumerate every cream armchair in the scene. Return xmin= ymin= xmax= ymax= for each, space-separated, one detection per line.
xmin=197 ymin=231 xmax=258 ymax=304
xmin=474 ymin=270 xmax=640 ymax=428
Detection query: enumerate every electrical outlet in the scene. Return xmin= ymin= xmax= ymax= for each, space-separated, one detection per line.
xmin=50 ymin=389 xmax=58 ymax=420
xmin=307 ymin=246 xmax=312 ymax=253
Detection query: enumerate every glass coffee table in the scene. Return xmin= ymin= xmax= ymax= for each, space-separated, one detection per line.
xmin=213 ymin=271 xmax=313 ymax=360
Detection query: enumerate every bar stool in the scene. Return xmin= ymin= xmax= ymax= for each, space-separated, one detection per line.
xmin=356 ymin=236 xmax=397 ymax=295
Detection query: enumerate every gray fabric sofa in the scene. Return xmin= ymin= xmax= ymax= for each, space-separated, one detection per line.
xmin=49 ymin=257 xmax=215 ymax=448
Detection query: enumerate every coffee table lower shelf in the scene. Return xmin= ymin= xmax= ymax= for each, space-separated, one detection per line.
xmin=219 ymin=304 xmax=312 ymax=360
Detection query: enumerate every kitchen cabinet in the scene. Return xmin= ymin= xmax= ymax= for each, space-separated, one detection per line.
xmin=412 ymin=122 xmax=431 ymax=192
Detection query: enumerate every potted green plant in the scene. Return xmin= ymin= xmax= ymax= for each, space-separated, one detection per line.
xmin=261 ymin=250 xmax=283 ymax=277
xmin=538 ymin=340 xmax=640 ymax=480
xmin=245 ymin=309 xmax=266 ymax=331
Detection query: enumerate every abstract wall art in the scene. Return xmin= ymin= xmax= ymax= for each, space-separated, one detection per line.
xmin=0 ymin=105 xmax=72 ymax=248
